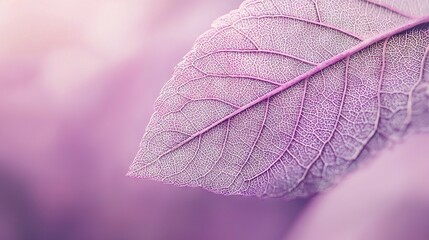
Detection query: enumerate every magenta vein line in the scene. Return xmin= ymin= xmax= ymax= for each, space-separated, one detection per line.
xmin=178 ymin=94 xmax=241 ymax=109
xmin=195 ymin=119 xmax=231 ymax=181
xmin=162 ymin=135 xmax=202 ymax=181
xmin=229 ymin=98 xmax=271 ymax=189
xmin=346 ymin=37 xmax=389 ymax=163
xmin=238 ymin=14 xmax=365 ymax=41
xmin=287 ymin=56 xmax=350 ymax=195
xmin=405 ymin=44 xmax=429 ymax=125
xmin=362 ymin=0 xmax=415 ymax=19
xmin=208 ymin=25 xmax=260 ymax=50
xmin=195 ymin=49 xmax=319 ymax=66
xmin=178 ymin=74 xmax=281 ymax=88
xmin=311 ymin=0 xmax=322 ymax=22
xmin=269 ymin=0 xmax=282 ymax=14
xmin=152 ymin=15 xmax=429 ymax=162
xmin=190 ymin=65 xmax=283 ymax=86
xmin=246 ymin=79 xmax=308 ymax=182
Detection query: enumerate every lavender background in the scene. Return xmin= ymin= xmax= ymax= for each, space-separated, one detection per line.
xmin=1 ymin=1 xmax=428 ymax=240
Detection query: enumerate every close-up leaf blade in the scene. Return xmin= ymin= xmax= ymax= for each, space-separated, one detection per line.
xmin=128 ymin=0 xmax=429 ymax=199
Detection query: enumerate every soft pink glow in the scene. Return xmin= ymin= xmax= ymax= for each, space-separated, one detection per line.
xmin=1 ymin=1 xmax=428 ymax=240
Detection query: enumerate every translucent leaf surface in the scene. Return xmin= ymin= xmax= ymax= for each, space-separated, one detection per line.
xmin=128 ymin=0 xmax=429 ymax=199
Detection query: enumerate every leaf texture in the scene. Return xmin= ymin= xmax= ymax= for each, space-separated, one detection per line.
xmin=128 ymin=0 xmax=429 ymax=199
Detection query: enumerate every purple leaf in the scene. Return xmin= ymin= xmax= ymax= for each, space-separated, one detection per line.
xmin=128 ymin=0 xmax=429 ymax=199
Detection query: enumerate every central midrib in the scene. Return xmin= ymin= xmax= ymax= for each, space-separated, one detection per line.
xmin=158 ymin=15 xmax=429 ymax=159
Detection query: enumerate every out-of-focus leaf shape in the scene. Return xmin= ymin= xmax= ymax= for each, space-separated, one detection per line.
xmin=128 ymin=0 xmax=429 ymax=199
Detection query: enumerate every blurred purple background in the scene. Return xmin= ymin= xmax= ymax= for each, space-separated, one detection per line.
xmin=1 ymin=1 xmax=429 ymax=240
